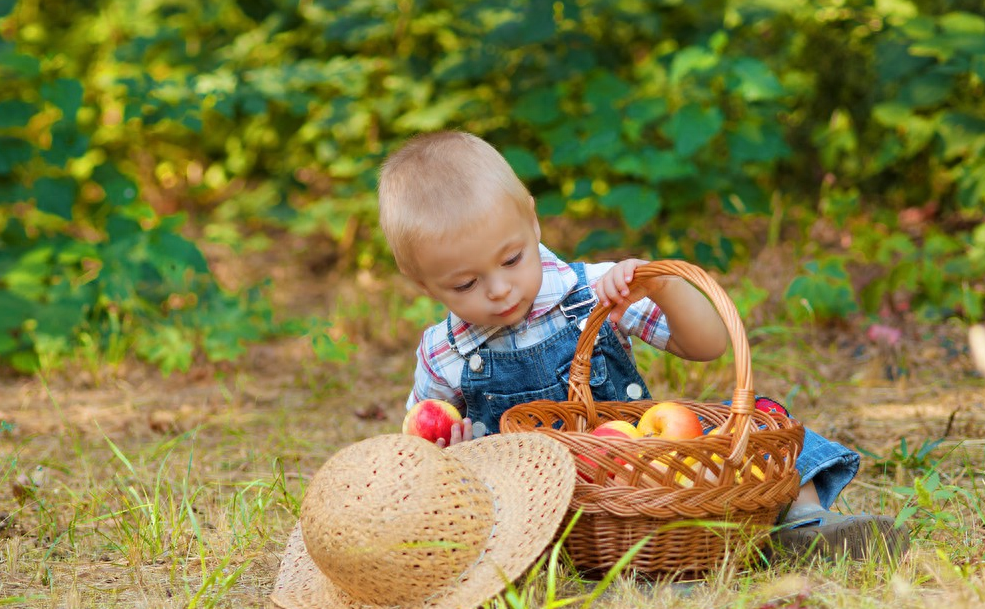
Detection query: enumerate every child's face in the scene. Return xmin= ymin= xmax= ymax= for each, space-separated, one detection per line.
xmin=411 ymin=201 xmax=543 ymax=327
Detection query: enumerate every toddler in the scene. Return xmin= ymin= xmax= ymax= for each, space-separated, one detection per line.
xmin=378 ymin=130 xmax=909 ymax=561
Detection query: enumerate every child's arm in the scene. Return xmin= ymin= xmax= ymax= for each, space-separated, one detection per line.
xmin=595 ymin=259 xmax=727 ymax=361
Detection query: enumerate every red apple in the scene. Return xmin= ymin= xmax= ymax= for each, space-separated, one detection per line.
xmin=576 ymin=423 xmax=637 ymax=482
xmin=402 ymin=399 xmax=463 ymax=445
xmin=637 ymin=401 xmax=703 ymax=440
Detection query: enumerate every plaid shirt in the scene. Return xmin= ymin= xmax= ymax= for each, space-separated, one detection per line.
xmin=406 ymin=245 xmax=671 ymax=410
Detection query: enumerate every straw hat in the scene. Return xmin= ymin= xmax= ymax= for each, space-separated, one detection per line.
xmin=271 ymin=432 xmax=576 ymax=609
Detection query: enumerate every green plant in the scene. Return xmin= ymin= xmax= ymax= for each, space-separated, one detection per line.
xmin=784 ymin=257 xmax=859 ymax=323
xmin=859 ymin=436 xmax=945 ymax=477
xmin=4 ymin=0 xmax=985 ymax=376
xmin=893 ymin=468 xmax=985 ymax=545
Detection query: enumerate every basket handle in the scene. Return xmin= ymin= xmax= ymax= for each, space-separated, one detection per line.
xmin=568 ymin=259 xmax=755 ymax=466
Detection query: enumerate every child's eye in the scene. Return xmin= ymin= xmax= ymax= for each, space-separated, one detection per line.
xmin=504 ymin=252 xmax=523 ymax=267
xmin=453 ymin=279 xmax=476 ymax=292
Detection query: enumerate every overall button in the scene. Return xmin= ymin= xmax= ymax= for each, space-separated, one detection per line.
xmin=626 ymin=383 xmax=643 ymax=399
xmin=471 ymin=421 xmax=487 ymax=438
xmin=469 ymin=354 xmax=484 ymax=372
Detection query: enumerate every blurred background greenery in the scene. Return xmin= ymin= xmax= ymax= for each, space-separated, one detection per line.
xmin=1 ymin=0 xmax=983 ymax=375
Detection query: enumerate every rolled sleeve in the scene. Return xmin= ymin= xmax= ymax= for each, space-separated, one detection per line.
xmin=617 ymin=299 xmax=670 ymax=350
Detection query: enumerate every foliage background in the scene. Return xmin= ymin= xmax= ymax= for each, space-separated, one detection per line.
xmin=1 ymin=0 xmax=984 ymax=373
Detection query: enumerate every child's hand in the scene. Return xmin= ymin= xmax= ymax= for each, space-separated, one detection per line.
xmin=595 ymin=259 xmax=660 ymax=324
xmin=435 ymin=418 xmax=474 ymax=448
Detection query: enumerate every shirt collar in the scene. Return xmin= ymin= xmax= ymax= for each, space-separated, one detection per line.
xmin=446 ymin=244 xmax=578 ymax=355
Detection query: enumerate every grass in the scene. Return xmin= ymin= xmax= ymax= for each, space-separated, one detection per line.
xmin=2 ymin=283 xmax=984 ymax=607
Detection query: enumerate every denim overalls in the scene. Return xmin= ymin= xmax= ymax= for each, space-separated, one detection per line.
xmin=449 ymin=262 xmax=860 ymax=510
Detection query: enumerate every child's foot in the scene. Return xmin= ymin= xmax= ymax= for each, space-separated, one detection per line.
xmin=770 ymin=504 xmax=910 ymax=561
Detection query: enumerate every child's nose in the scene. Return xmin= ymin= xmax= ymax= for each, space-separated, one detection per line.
xmin=487 ymin=276 xmax=511 ymax=299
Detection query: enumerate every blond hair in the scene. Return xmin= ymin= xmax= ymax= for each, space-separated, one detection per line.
xmin=378 ymin=131 xmax=534 ymax=278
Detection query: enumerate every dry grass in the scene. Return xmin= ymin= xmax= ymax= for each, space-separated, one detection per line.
xmin=2 ymin=262 xmax=984 ymax=608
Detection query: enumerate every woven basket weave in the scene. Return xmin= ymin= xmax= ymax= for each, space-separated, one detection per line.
xmin=499 ymin=260 xmax=805 ymax=576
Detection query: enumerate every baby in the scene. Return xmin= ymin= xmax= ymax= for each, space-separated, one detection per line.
xmin=378 ymin=130 xmax=909 ymax=561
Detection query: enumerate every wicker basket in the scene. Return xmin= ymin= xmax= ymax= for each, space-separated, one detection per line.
xmin=499 ymin=260 xmax=805 ymax=576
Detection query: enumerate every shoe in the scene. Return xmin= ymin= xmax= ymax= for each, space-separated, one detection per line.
xmin=770 ymin=504 xmax=910 ymax=561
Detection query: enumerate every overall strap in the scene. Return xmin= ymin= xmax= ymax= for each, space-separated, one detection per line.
xmin=558 ymin=262 xmax=598 ymax=322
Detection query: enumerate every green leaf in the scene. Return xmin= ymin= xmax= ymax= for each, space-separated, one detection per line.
xmin=32 ymin=301 xmax=85 ymax=338
xmin=875 ymin=40 xmax=933 ymax=85
xmin=624 ymin=99 xmax=668 ymax=126
xmin=92 ymin=163 xmax=138 ymax=206
xmin=0 ymin=181 xmax=28 ymax=203
xmin=135 ymin=325 xmax=195 ymax=376
xmin=0 ymin=332 xmax=18 ymax=355
xmin=694 ymin=235 xmax=735 ymax=272
xmin=0 ymin=290 xmax=33 ymax=332
xmin=0 ymin=136 xmax=32 ymax=175
xmin=973 ymin=54 xmax=985 ymax=83
xmin=312 ymin=331 xmax=355 ymax=363
xmin=954 ymin=159 xmax=985 ymax=208
xmin=940 ymin=11 xmax=985 ymax=34
xmin=574 ymin=229 xmax=623 ymax=258
xmin=622 ymin=98 xmax=668 ymax=141
xmin=0 ymin=0 xmax=16 ymax=18
xmin=514 ymin=86 xmax=561 ymax=126
xmin=41 ymin=78 xmax=84 ymax=122
xmin=41 ymin=123 xmax=90 ymax=167
xmin=502 ymin=146 xmax=542 ymax=180
xmin=0 ymin=100 xmax=36 ymax=128
xmin=669 ymin=46 xmax=719 ymax=84
xmin=582 ymin=127 xmax=622 ymax=162
xmin=105 ymin=214 xmax=143 ymax=242
xmin=0 ymin=50 xmax=40 ymax=77
xmin=898 ymin=70 xmax=954 ymax=109
xmin=584 ymin=71 xmax=632 ymax=111
xmin=937 ymin=111 xmax=985 ymax=160
xmin=393 ymin=92 xmax=473 ymax=131
xmin=535 ymin=191 xmax=566 ymax=216
xmin=727 ymin=120 xmax=790 ymax=164
xmin=486 ymin=0 xmax=556 ymax=46
xmin=729 ymin=57 xmax=784 ymax=101
xmin=34 ymin=177 xmax=77 ymax=220
xmin=723 ymin=178 xmax=770 ymax=214
xmin=147 ymin=230 xmax=210 ymax=281
xmin=9 ymin=350 xmax=39 ymax=373
xmin=663 ymin=104 xmax=723 ymax=157
xmin=549 ymin=127 xmax=588 ymax=168
xmin=601 ymin=184 xmax=660 ymax=229
xmin=784 ymin=257 xmax=859 ymax=321
xmin=613 ymin=147 xmax=697 ymax=183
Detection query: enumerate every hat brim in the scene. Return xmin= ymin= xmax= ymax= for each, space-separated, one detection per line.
xmin=271 ymin=432 xmax=575 ymax=609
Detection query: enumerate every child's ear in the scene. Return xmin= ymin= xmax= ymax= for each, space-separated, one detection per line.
xmin=411 ymin=277 xmax=435 ymax=298
xmin=528 ymin=196 xmax=542 ymax=242
xmin=396 ymin=261 xmax=434 ymax=297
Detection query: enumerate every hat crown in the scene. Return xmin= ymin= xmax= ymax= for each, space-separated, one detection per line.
xmin=300 ymin=435 xmax=495 ymax=606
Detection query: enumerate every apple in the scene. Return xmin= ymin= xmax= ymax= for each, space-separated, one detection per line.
xmin=577 ymin=424 xmax=636 ymax=482
xmin=402 ymin=399 xmax=463 ymax=445
xmin=637 ymin=402 xmax=703 ymax=439
xmin=594 ymin=420 xmax=644 ymax=438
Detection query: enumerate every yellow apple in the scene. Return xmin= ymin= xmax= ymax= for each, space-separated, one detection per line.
xmin=595 ymin=420 xmax=644 ymax=438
